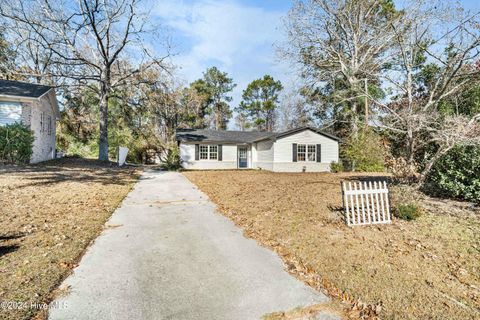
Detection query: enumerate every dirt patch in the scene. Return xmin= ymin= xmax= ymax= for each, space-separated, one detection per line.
xmin=184 ymin=170 xmax=480 ymax=319
xmin=0 ymin=158 xmax=140 ymax=320
xmin=262 ymin=301 xmax=344 ymax=320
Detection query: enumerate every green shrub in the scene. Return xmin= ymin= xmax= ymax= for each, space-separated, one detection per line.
xmin=0 ymin=123 xmax=34 ymax=164
xmin=394 ymin=203 xmax=422 ymax=221
xmin=342 ymin=130 xmax=386 ymax=172
xmin=160 ymin=146 xmax=182 ymax=171
xmin=330 ymin=161 xmax=344 ymax=173
xmin=425 ymin=145 xmax=480 ymax=202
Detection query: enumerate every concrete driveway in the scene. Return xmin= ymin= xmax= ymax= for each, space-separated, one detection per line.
xmin=49 ymin=170 xmax=331 ymax=320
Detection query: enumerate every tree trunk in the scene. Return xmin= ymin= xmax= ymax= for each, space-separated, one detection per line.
xmin=214 ymin=103 xmax=222 ymax=130
xmin=351 ymin=102 xmax=359 ymax=138
xmin=418 ymin=147 xmax=451 ymax=185
xmin=406 ymin=128 xmax=415 ymax=165
xmin=98 ymin=81 xmax=110 ymax=161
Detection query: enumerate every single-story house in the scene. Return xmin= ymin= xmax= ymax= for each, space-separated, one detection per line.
xmin=0 ymin=79 xmax=60 ymax=163
xmin=176 ymin=126 xmax=340 ymax=172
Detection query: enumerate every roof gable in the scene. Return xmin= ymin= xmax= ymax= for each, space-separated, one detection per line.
xmin=270 ymin=126 xmax=341 ymax=142
xmin=0 ymin=80 xmax=53 ymax=99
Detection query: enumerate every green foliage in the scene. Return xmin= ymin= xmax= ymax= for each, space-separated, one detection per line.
xmin=236 ymin=75 xmax=283 ymax=131
xmin=394 ymin=203 xmax=422 ymax=221
xmin=63 ymin=138 xmax=99 ymax=158
xmin=438 ymin=84 xmax=480 ymax=117
xmin=342 ymin=130 xmax=385 ymax=172
xmin=57 ymin=84 xmax=164 ymax=164
xmin=191 ymin=67 xmax=236 ymax=130
xmin=0 ymin=123 xmax=34 ymax=164
xmin=160 ymin=146 xmax=182 ymax=171
xmin=425 ymin=145 xmax=480 ymax=202
xmin=330 ymin=161 xmax=344 ymax=173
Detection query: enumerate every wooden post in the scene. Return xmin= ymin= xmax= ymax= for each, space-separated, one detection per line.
xmin=364 ymin=78 xmax=368 ymax=130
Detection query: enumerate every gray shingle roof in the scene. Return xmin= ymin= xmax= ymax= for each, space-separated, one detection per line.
xmin=176 ymin=129 xmax=275 ymax=143
xmin=176 ymin=126 xmax=341 ymax=143
xmin=0 ymin=79 xmax=53 ymax=98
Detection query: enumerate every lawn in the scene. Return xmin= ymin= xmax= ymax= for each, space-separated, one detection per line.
xmin=0 ymin=158 xmax=139 ymax=320
xmin=184 ymin=170 xmax=480 ymax=319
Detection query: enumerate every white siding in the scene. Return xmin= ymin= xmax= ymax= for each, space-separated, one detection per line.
xmin=0 ymin=102 xmax=22 ymax=126
xmin=180 ymin=142 xmax=238 ymax=170
xmin=272 ymin=129 xmax=339 ymax=172
xmin=253 ymin=140 xmax=274 ymax=171
xmin=30 ymin=92 xmax=57 ymax=163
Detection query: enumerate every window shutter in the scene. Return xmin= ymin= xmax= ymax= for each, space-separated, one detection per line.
xmin=195 ymin=144 xmax=199 ymax=161
xmin=218 ymin=145 xmax=222 ymax=161
xmin=316 ymin=144 xmax=321 ymax=162
xmin=292 ymin=143 xmax=297 ymax=162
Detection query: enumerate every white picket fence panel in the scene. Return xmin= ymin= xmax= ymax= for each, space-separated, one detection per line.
xmin=342 ymin=181 xmax=391 ymax=226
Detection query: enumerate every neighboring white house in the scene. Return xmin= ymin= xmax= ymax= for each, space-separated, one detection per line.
xmin=0 ymin=79 xmax=60 ymax=163
xmin=176 ymin=127 xmax=340 ymax=172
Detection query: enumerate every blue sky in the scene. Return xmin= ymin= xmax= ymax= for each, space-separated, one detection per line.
xmin=152 ymin=0 xmax=292 ymax=109
xmin=152 ymin=0 xmax=480 ymax=117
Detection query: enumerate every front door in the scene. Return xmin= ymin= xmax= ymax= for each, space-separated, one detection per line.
xmin=238 ymin=146 xmax=248 ymax=168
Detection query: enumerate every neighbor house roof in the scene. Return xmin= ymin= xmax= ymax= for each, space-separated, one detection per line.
xmin=0 ymin=79 xmax=53 ymax=99
xmin=176 ymin=126 xmax=340 ymax=144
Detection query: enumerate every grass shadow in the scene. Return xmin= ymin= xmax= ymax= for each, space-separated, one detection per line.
xmin=0 ymin=245 xmax=20 ymax=257
xmin=343 ymin=175 xmax=392 ymax=184
xmin=0 ymin=157 xmax=139 ymax=189
xmin=0 ymin=233 xmax=26 ymax=241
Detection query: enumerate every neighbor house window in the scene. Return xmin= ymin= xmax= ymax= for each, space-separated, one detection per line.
xmin=200 ymin=145 xmax=209 ymax=160
xmin=297 ymin=144 xmax=316 ymax=162
xmin=0 ymin=102 xmax=22 ymax=126
xmin=47 ymin=116 xmax=52 ymax=135
xmin=40 ymin=112 xmax=44 ymax=133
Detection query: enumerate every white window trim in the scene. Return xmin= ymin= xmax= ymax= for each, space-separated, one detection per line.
xmin=199 ymin=145 xmax=209 ymax=160
xmin=199 ymin=144 xmax=219 ymax=161
xmin=297 ymin=144 xmax=317 ymax=162
xmin=209 ymin=145 xmax=218 ymax=160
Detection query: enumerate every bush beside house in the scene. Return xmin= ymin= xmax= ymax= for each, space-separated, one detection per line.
xmin=0 ymin=123 xmax=34 ymax=164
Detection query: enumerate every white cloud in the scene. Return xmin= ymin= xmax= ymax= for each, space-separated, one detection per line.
xmin=152 ymin=0 xmax=295 ymax=129
xmin=155 ymin=2 xmax=286 ymax=81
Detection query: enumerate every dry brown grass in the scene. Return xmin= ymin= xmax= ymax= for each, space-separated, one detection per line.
xmin=0 ymin=158 xmax=140 ymax=320
xmin=184 ymin=170 xmax=480 ymax=319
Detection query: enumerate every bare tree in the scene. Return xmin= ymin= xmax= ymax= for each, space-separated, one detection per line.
xmin=278 ymin=85 xmax=313 ymax=130
xmin=372 ymin=1 xmax=480 ymax=181
xmin=2 ymin=17 xmax=54 ymax=84
xmin=282 ymin=0 xmax=401 ymax=136
xmin=1 ymin=0 xmax=170 ymax=161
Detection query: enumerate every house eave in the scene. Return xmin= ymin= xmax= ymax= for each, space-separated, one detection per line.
xmin=0 ymin=94 xmax=38 ymax=103
xmin=177 ymin=139 xmax=253 ymax=144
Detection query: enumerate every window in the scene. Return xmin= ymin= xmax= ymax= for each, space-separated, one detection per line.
xmin=209 ymin=145 xmax=218 ymax=160
xmin=199 ymin=145 xmax=209 ymax=160
xmin=47 ymin=116 xmax=52 ymax=135
xmin=199 ymin=145 xmax=219 ymax=160
xmin=0 ymin=102 xmax=22 ymax=126
xmin=297 ymin=144 xmax=316 ymax=162
xmin=297 ymin=144 xmax=306 ymax=161
xmin=308 ymin=145 xmax=316 ymax=161
xmin=40 ymin=112 xmax=44 ymax=133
